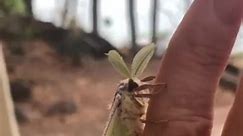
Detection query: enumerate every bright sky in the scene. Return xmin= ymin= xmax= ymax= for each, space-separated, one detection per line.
xmin=32 ymin=0 xmax=243 ymax=54
xmin=33 ymin=0 xmax=186 ymax=45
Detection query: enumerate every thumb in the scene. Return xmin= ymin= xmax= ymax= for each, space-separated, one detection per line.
xmin=143 ymin=0 xmax=242 ymax=136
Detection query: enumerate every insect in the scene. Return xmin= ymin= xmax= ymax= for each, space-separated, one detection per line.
xmin=103 ymin=44 xmax=166 ymax=136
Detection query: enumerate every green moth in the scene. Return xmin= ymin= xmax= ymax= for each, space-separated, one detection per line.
xmin=103 ymin=44 xmax=164 ymax=136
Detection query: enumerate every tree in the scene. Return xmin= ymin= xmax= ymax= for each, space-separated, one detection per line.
xmin=0 ymin=0 xmax=26 ymax=16
xmin=61 ymin=0 xmax=78 ymax=28
xmin=62 ymin=0 xmax=69 ymax=27
xmin=23 ymin=0 xmax=32 ymax=16
xmin=92 ymin=0 xmax=99 ymax=35
xmin=128 ymin=0 xmax=137 ymax=55
xmin=151 ymin=0 xmax=158 ymax=43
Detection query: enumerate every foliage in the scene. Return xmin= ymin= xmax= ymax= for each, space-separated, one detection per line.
xmin=0 ymin=0 xmax=26 ymax=16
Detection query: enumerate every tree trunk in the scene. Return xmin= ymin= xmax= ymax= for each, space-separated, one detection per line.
xmin=24 ymin=0 xmax=33 ymax=16
xmin=151 ymin=0 xmax=158 ymax=43
xmin=128 ymin=0 xmax=137 ymax=55
xmin=62 ymin=0 xmax=69 ymax=27
xmin=92 ymin=0 xmax=98 ymax=35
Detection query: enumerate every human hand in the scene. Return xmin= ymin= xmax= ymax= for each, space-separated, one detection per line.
xmin=143 ymin=0 xmax=243 ymax=136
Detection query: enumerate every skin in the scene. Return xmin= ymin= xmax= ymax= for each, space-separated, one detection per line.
xmin=143 ymin=0 xmax=243 ymax=136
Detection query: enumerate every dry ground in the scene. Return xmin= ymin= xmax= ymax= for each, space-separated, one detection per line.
xmin=5 ymin=41 xmax=236 ymax=136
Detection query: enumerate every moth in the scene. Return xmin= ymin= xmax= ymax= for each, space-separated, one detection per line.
xmin=103 ymin=45 xmax=166 ymax=136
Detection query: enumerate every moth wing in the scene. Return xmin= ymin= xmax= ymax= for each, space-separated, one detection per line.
xmin=103 ymin=94 xmax=121 ymax=136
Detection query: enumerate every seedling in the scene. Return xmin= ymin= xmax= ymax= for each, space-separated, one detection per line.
xmin=103 ymin=44 xmax=166 ymax=136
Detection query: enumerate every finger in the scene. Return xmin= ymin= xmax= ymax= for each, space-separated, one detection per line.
xmin=143 ymin=0 xmax=243 ymax=136
xmin=221 ymin=76 xmax=243 ymax=136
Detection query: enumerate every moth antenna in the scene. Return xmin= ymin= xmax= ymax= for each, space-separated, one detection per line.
xmin=141 ymin=76 xmax=156 ymax=82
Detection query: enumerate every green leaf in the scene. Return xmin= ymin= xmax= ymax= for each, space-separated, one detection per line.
xmin=131 ymin=44 xmax=155 ymax=78
xmin=106 ymin=50 xmax=131 ymax=78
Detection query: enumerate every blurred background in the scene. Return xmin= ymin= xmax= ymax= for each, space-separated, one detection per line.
xmin=0 ymin=0 xmax=243 ymax=136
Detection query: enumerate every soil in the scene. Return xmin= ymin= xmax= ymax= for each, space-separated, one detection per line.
xmin=4 ymin=41 xmax=236 ymax=136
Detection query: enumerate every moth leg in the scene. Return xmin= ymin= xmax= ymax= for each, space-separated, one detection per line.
xmin=141 ymin=76 xmax=156 ymax=82
xmin=140 ymin=119 xmax=169 ymax=124
xmin=133 ymin=83 xmax=167 ymax=93
xmin=133 ymin=93 xmax=154 ymax=98
xmin=151 ymin=85 xmax=167 ymax=95
xmin=133 ymin=83 xmax=167 ymax=99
